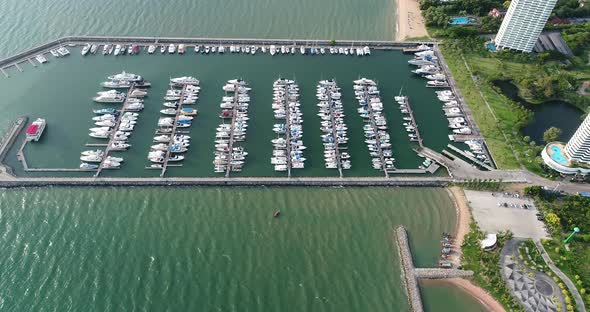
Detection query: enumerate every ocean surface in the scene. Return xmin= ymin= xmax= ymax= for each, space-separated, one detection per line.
xmin=0 ymin=0 xmax=487 ymax=310
xmin=0 ymin=187 xmax=486 ymax=312
xmin=0 ymin=0 xmax=396 ymax=58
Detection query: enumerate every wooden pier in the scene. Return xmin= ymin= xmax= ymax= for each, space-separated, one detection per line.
xmin=159 ymin=84 xmax=188 ymax=177
xmin=14 ymin=63 xmax=22 ymax=72
xmin=0 ymin=68 xmax=9 ymax=78
xmin=327 ymin=84 xmax=345 ymax=178
xmin=446 ymin=144 xmax=494 ymax=171
xmin=27 ymin=58 xmax=37 ymax=67
xmin=399 ymin=96 xmax=423 ymax=148
xmin=94 ymin=84 xmax=137 ymax=177
xmin=361 ymin=84 xmax=390 ymax=178
xmin=224 ymin=84 xmax=241 ymax=178
xmin=18 ymin=140 xmax=97 ymax=172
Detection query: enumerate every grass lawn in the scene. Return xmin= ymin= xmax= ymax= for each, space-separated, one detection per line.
xmin=441 ymin=46 xmax=531 ymax=170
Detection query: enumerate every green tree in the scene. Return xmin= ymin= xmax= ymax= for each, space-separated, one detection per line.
xmin=543 ymin=127 xmax=563 ymax=143
xmin=503 ymin=1 xmax=511 ymax=8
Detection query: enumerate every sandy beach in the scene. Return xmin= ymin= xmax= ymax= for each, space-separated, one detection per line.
xmin=446 ymin=278 xmax=507 ymax=312
xmin=446 ymin=187 xmax=507 ymax=312
xmin=395 ymin=0 xmax=429 ymax=40
xmin=447 ymin=186 xmax=471 ymax=266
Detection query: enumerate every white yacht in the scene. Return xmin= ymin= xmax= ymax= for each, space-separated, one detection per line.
xmin=170 ymin=76 xmax=200 ymax=86
xmin=107 ymin=71 xmax=143 ymax=82
xmin=81 ymin=44 xmax=91 ymax=56
xmin=35 ymin=54 xmax=47 ymax=64
xmin=148 ymin=45 xmax=156 ymax=54
xmin=168 ymin=44 xmax=176 ymax=54
xmin=113 ymin=45 xmax=122 ymax=56
xmin=270 ymin=45 xmax=276 ymax=56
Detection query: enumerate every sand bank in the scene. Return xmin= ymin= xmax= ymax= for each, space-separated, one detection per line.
xmin=395 ymin=0 xmax=429 ymax=40
xmin=446 ymin=187 xmax=507 ymax=312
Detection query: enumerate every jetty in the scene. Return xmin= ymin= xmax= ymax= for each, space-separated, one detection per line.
xmin=395 ymin=226 xmax=473 ymax=312
xmin=159 ymin=84 xmax=189 ymax=177
xmin=95 ymin=84 xmax=138 ymax=176
xmin=357 ymin=81 xmax=392 ymax=177
xmin=225 ymin=83 xmax=241 ymax=177
xmin=446 ymin=144 xmax=494 ymax=171
xmin=397 ymin=96 xmax=423 ymax=148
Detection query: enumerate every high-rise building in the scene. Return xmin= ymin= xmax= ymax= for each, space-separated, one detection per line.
xmin=494 ymin=0 xmax=558 ymax=52
xmin=565 ymin=114 xmax=590 ymax=164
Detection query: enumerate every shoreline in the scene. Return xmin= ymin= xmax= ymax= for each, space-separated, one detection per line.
xmin=446 ymin=187 xmax=506 ymax=312
xmin=395 ymin=0 xmax=429 ymax=41
xmin=445 ymin=278 xmax=507 ymax=312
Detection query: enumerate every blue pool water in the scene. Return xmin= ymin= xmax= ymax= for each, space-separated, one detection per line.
xmin=450 ymin=17 xmax=470 ymax=25
xmin=550 ymin=146 xmax=568 ymax=165
xmin=486 ymin=42 xmax=497 ymax=52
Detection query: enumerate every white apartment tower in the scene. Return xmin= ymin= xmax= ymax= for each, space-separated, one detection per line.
xmin=565 ymin=114 xmax=590 ymax=164
xmin=494 ymin=0 xmax=558 ymax=52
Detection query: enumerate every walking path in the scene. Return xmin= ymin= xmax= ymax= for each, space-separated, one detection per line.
xmin=535 ymin=240 xmax=586 ymax=312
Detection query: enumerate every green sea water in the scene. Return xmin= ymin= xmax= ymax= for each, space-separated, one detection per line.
xmin=0 ymin=187 xmax=485 ymax=311
xmin=0 ymin=50 xmax=450 ymax=177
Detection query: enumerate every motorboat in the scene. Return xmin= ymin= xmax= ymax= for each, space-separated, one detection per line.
xmin=101 ymin=80 xmax=132 ymax=88
xmin=81 ymin=44 xmax=91 ymax=56
xmin=35 ymin=54 xmax=47 ymax=64
xmin=50 ymin=49 xmax=60 ymax=57
xmin=170 ymin=76 xmax=200 ymax=86
xmin=57 ymin=47 xmax=70 ymax=56
xmin=90 ymin=44 xmax=98 ymax=54
xmin=93 ymin=108 xmax=117 ymax=115
xmin=178 ymin=44 xmax=185 ymax=54
xmin=107 ymin=71 xmax=143 ymax=82
xmin=80 ymin=163 xmax=99 ymax=170
xmin=160 ymin=45 xmax=166 ymax=53
xmin=93 ymin=90 xmax=126 ymax=103
xmin=148 ymin=45 xmax=156 ymax=54
xmin=114 ymin=45 xmax=122 ymax=56
xmin=168 ymin=44 xmax=176 ymax=54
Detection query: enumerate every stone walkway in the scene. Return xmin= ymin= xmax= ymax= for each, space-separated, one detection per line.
xmin=501 ymin=239 xmax=565 ymax=312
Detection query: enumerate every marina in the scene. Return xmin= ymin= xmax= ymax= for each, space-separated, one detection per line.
xmin=271 ymin=79 xmax=305 ymax=176
xmin=317 ymin=80 xmax=350 ymax=177
xmin=147 ymin=76 xmax=200 ymax=176
xmin=0 ymin=41 xmax=497 ymax=180
xmin=214 ymin=79 xmax=251 ymax=176
xmin=354 ymin=78 xmax=394 ymax=177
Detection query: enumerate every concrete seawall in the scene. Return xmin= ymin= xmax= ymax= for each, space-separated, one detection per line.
xmin=0 ymin=176 xmax=452 ymax=188
xmin=415 ymin=268 xmax=473 ymax=279
xmin=0 ymin=35 xmax=438 ymax=69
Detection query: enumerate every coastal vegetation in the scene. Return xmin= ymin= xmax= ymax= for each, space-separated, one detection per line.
xmin=451 ymin=179 xmax=503 ymax=191
xmin=421 ymin=0 xmax=590 ymax=175
xmin=525 ymin=186 xmax=590 ymax=306
xmin=461 ymin=223 xmax=525 ymax=311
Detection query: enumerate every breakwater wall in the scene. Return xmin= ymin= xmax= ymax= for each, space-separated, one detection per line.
xmin=0 ymin=35 xmax=438 ymax=68
xmin=0 ymin=177 xmax=451 ymax=189
xmin=395 ymin=226 xmax=474 ymax=312
xmin=395 ymin=226 xmax=424 ymax=312
xmin=414 ymin=268 xmax=473 ymax=279
xmin=0 ymin=117 xmax=26 ymax=161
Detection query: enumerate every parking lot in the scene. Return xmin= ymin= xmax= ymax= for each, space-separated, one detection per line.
xmin=464 ymin=190 xmax=549 ymax=240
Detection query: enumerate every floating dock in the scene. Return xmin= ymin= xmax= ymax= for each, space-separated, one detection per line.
xmin=159 ymin=84 xmax=189 ymax=177
xmin=94 ymin=84 xmax=139 ymax=177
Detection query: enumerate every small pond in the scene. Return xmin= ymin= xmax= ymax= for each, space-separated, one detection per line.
xmin=493 ymin=80 xmax=584 ymax=143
